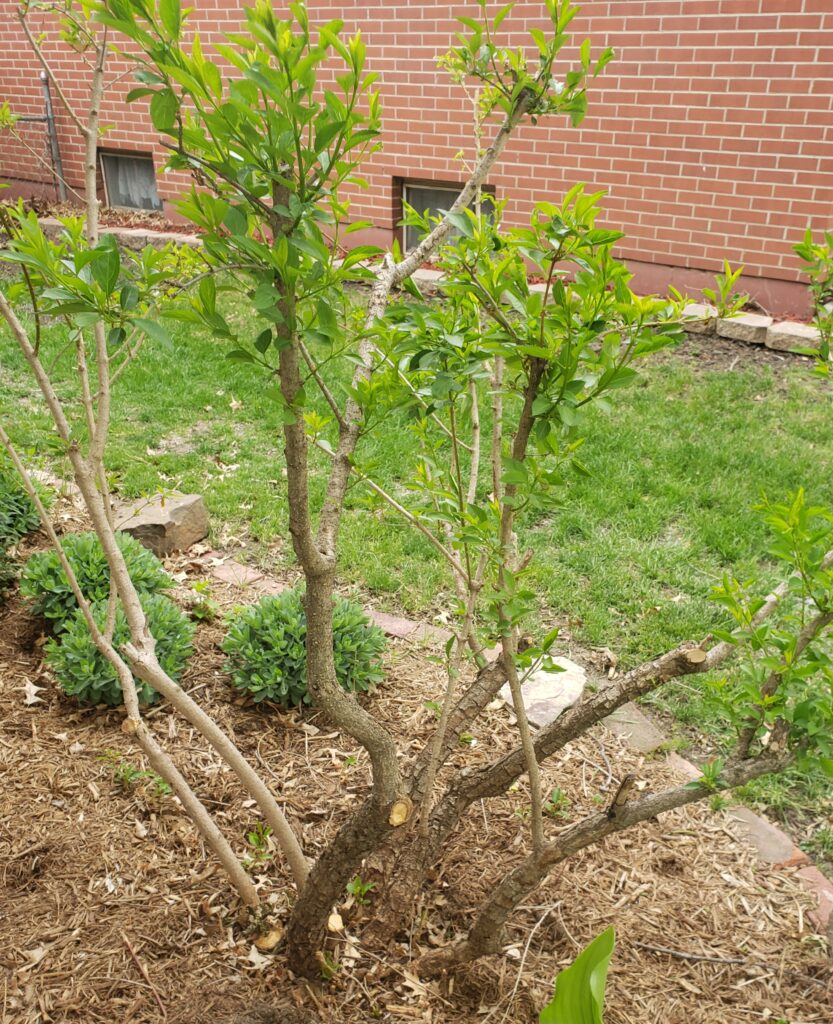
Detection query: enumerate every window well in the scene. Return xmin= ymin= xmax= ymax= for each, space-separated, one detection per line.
xmin=401 ymin=181 xmax=494 ymax=250
xmin=100 ymin=152 xmax=162 ymax=212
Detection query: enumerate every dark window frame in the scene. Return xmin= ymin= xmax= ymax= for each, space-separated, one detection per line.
xmin=398 ymin=178 xmax=496 ymax=251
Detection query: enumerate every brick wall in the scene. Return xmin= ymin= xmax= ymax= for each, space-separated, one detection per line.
xmin=2 ymin=1 xmax=831 ymax=316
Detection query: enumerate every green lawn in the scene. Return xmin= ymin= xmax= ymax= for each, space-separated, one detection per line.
xmin=4 ymin=303 xmax=830 ymax=658
xmin=2 ymin=292 xmax=832 ymax=862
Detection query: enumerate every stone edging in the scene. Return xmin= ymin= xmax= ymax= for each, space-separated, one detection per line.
xmin=203 ymin=552 xmax=833 ymax=936
xmin=680 ymin=302 xmax=819 ymax=355
xmin=400 ymin=272 xmax=821 ymax=357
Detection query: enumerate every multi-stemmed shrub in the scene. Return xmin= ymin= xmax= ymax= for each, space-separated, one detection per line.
xmin=2 ymin=0 xmax=832 ymax=993
xmin=222 ymin=589 xmax=386 ymax=708
xmin=45 ymin=592 xmax=195 ymax=706
xmin=21 ymin=530 xmax=172 ymax=631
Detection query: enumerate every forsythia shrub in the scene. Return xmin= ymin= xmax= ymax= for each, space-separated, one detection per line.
xmin=21 ymin=531 xmax=172 ymax=631
xmin=46 ymin=592 xmax=195 ymax=706
xmin=222 ymin=589 xmax=386 ymax=707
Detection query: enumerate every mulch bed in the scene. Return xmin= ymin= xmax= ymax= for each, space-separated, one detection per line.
xmin=1 ymin=524 xmax=831 ymax=1024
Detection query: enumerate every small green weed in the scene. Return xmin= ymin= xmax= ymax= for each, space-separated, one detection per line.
xmin=100 ymin=749 xmax=172 ymax=798
xmin=346 ymin=875 xmax=375 ymax=905
xmin=543 ymin=787 xmax=572 ymax=820
xmin=243 ymin=822 xmax=274 ymax=869
xmin=188 ymin=579 xmax=220 ymax=622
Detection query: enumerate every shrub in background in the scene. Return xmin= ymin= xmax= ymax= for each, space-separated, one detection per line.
xmin=0 ymin=549 xmax=18 ymax=601
xmin=21 ymin=530 xmax=172 ymax=631
xmin=0 ymin=452 xmax=40 ymax=548
xmin=222 ymin=589 xmax=386 ymax=708
xmin=46 ymin=592 xmax=195 ymax=706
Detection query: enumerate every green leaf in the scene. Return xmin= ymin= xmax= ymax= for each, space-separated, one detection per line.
xmin=254 ymin=328 xmax=272 ymax=354
xmin=119 ymin=283 xmax=139 ymax=311
xmin=150 ymin=89 xmax=178 ymax=131
xmin=223 ymin=204 xmax=248 ymax=236
xmin=132 ymin=317 xmax=172 ymax=350
xmin=226 ymin=348 xmax=256 ymax=364
xmin=159 ymin=0 xmax=182 ymax=38
xmin=540 ymin=927 xmax=615 ymax=1023
xmin=125 ymin=87 xmax=156 ymax=103
xmin=90 ymin=240 xmax=120 ymax=294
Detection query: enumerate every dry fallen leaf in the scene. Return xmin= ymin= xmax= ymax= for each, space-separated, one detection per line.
xmin=246 ymin=944 xmax=271 ymax=970
xmin=327 ymin=912 xmax=344 ymax=933
xmin=19 ymin=945 xmax=48 ymax=972
xmin=254 ymin=926 xmax=284 ymax=952
xmin=22 ymin=679 xmax=45 ymax=706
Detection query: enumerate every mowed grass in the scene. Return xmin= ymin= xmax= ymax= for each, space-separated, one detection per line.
xmin=2 ymin=290 xmax=832 ymax=858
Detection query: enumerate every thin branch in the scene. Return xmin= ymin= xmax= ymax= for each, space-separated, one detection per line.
xmin=7 ymin=127 xmax=86 ymax=203
xmin=316 ymin=86 xmax=539 ymax=564
xmin=159 ymin=140 xmax=276 ymax=221
xmin=310 ymin=437 xmax=469 ymax=582
xmin=466 ymin=379 xmax=481 ymax=507
xmin=736 ymin=607 xmax=833 ymax=757
xmin=121 ymin=931 xmax=167 ymax=1018
xmin=0 ymin=425 xmax=259 ymax=908
xmin=18 ymin=9 xmax=88 ymax=137
xmin=417 ymin=550 xmax=487 ymax=834
xmin=632 ymin=940 xmax=829 ymax=988
xmin=298 ymin=337 xmax=347 ymax=431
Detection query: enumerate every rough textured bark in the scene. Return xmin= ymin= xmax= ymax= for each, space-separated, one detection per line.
xmin=286 ymin=797 xmax=404 ymax=972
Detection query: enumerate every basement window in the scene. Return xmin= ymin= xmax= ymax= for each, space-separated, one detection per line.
xmin=401 ymin=181 xmax=494 ymax=251
xmin=100 ymin=152 xmax=163 ymax=212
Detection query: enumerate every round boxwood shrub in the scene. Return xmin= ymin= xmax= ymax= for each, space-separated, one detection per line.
xmin=222 ymin=588 xmax=386 ymax=707
xmin=21 ymin=530 xmax=173 ymax=632
xmin=45 ymin=592 xmax=195 ymax=706
xmin=0 ymin=453 xmax=40 ymax=548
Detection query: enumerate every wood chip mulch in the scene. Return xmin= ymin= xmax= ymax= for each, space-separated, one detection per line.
xmin=1 ymin=537 xmax=831 ymax=1024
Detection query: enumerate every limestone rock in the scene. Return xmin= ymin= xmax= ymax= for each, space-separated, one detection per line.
xmin=765 ymin=320 xmax=820 ymax=353
xmin=682 ymin=302 xmax=718 ymax=335
xmin=115 ymin=493 xmax=208 ymax=556
xmin=500 ymin=656 xmax=586 ymax=729
xmin=716 ymin=312 xmax=773 ymax=344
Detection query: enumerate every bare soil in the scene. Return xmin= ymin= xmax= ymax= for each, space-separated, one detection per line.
xmin=1 ymin=533 xmax=831 ymax=1024
xmin=658 ymin=329 xmax=814 ymax=375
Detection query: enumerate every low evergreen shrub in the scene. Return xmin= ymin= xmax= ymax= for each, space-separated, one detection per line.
xmin=45 ymin=592 xmax=195 ymax=706
xmin=21 ymin=530 xmax=172 ymax=631
xmin=0 ymin=453 xmax=40 ymax=548
xmin=222 ymin=589 xmax=386 ymax=707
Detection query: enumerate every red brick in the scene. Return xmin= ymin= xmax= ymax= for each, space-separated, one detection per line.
xmin=1 ymin=0 xmax=829 ymax=313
